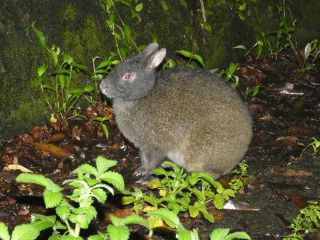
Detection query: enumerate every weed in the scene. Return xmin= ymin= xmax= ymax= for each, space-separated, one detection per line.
xmin=33 ymin=24 xmax=94 ymax=125
xmin=123 ymin=161 xmax=249 ymax=223
xmin=300 ymin=137 xmax=320 ymax=158
xmin=148 ymin=208 xmax=251 ymax=240
xmin=300 ymin=39 xmax=320 ymax=73
xmin=0 ymin=157 xmax=251 ymax=239
xmin=283 ymin=202 xmax=320 ymax=240
xmin=234 ymin=0 xmax=297 ymax=59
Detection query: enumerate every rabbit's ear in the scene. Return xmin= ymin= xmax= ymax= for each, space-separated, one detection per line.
xmin=147 ymin=48 xmax=166 ymax=69
xmin=143 ymin=43 xmax=159 ymax=56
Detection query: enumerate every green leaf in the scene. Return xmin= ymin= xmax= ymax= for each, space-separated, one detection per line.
xmin=189 ymin=206 xmax=199 ymax=218
xmin=135 ymin=3 xmax=144 ymax=12
xmin=58 ymin=75 xmax=65 ymax=90
xmin=50 ymin=47 xmax=59 ymax=66
xmin=32 ymin=23 xmax=46 ymax=49
xmin=123 ymin=24 xmax=132 ymax=39
xmin=96 ymin=61 xmax=111 ymax=70
xmin=11 ymin=224 xmax=40 ymax=240
xmin=88 ymin=235 xmax=105 ymax=240
xmin=201 ymin=22 xmax=212 ymax=32
xmin=0 ymin=222 xmax=10 ymax=240
xmin=151 ymin=167 xmax=168 ymax=176
xmin=96 ymin=156 xmax=118 ymax=174
xmin=71 ymin=62 xmax=88 ymax=72
xmin=84 ymin=85 xmax=95 ymax=93
xmin=119 ymin=47 xmax=127 ymax=59
xmin=252 ymin=85 xmax=260 ymax=97
xmin=147 ymin=179 xmax=162 ymax=189
xmin=225 ymin=231 xmax=251 ymax=240
xmin=16 ymin=173 xmax=62 ymax=192
xmin=176 ymin=50 xmax=193 ymax=58
xmin=200 ymin=208 xmax=214 ymax=223
xmin=214 ymin=194 xmax=225 ymax=209
xmin=55 ymin=68 xmax=70 ymax=75
xmin=147 ymin=209 xmax=180 ymax=228
xmin=30 ymin=214 xmax=56 ymax=231
xmin=194 ymin=54 xmax=204 ymax=67
xmin=121 ymin=196 xmax=135 ymax=205
xmin=210 ymin=228 xmax=230 ymax=240
xmin=70 ymin=206 xmax=97 ymax=229
xmin=233 ymin=45 xmax=247 ymax=51
xmin=99 ymin=171 xmax=124 ymax=191
xmin=43 ymin=189 xmax=63 ymax=208
xmin=101 ymin=124 xmax=109 ymax=140
xmin=73 ymin=163 xmax=98 ymax=176
xmin=168 ymin=202 xmax=180 ymax=214
xmin=178 ymin=0 xmax=187 ymax=8
xmin=92 ymin=188 xmax=107 ymax=203
xmin=56 ymin=204 xmax=71 ymax=221
xmin=110 ymin=214 xmax=148 ymax=228
xmin=107 ymin=225 xmax=130 ymax=240
xmin=147 ymin=216 xmax=163 ymax=229
xmin=37 ymin=64 xmax=46 ymax=77
xmin=160 ymin=0 xmax=168 ymax=11
xmin=188 ymin=173 xmax=199 ymax=185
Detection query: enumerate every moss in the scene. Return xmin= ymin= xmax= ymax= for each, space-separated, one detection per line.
xmin=61 ymin=3 xmax=77 ymax=22
xmin=1 ymin=46 xmax=46 ymax=139
xmin=3 ymin=100 xmax=47 ymax=139
xmin=61 ymin=12 xmax=108 ymax=65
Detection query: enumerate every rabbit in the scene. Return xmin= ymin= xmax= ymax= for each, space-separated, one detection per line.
xmin=100 ymin=43 xmax=252 ymax=180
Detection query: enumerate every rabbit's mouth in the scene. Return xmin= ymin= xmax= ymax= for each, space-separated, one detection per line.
xmin=99 ymin=81 xmax=113 ymax=98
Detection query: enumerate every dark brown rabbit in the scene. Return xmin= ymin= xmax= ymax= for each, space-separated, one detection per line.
xmin=100 ymin=43 xmax=252 ymax=180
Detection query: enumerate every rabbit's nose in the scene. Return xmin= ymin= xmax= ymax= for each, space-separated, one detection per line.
xmin=99 ymin=80 xmax=108 ymax=94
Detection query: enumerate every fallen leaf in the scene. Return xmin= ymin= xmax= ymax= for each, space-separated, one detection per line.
xmin=276 ymin=136 xmax=299 ymax=143
xmin=259 ymin=113 xmax=273 ymax=121
xmin=290 ymin=196 xmax=308 ymax=209
xmin=278 ymin=169 xmax=313 ymax=177
xmin=33 ymin=142 xmax=71 ymax=159
xmin=72 ymin=125 xmax=82 ymax=141
xmin=4 ymin=164 xmax=33 ymax=173
xmin=46 ymin=133 xmax=65 ymax=143
xmin=105 ymin=208 xmax=133 ymax=222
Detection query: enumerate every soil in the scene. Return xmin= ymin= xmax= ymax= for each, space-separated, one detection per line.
xmin=0 ymin=52 xmax=319 ymax=240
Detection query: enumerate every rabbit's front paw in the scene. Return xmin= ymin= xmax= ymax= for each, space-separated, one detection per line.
xmin=134 ymin=166 xmax=149 ymax=176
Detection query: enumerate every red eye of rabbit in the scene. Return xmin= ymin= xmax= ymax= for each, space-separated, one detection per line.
xmin=123 ymin=73 xmax=131 ymax=81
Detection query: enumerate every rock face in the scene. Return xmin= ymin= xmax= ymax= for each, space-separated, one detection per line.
xmin=0 ymin=0 xmax=319 ymax=139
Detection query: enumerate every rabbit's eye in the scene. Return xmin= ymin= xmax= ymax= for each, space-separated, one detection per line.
xmin=122 ymin=73 xmax=135 ymax=82
xmin=124 ymin=74 xmax=131 ymax=80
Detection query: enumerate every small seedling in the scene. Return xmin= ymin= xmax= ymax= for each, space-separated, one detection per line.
xmin=300 ymin=137 xmax=320 ymax=158
xmin=123 ymin=161 xmax=249 ymax=223
xmin=283 ymin=202 xmax=320 ymax=240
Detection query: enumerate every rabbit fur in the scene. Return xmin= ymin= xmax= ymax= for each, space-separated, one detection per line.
xmin=100 ymin=43 xmax=252 ymax=179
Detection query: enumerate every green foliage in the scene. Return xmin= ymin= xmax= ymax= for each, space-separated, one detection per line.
xmin=300 ymin=39 xmax=320 ymax=73
xmin=300 ymin=137 xmax=320 ymax=158
xmin=214 ymin=62 xmax=239 ymax=89
xmin=283 ymin=202 xmax=320 ymax=240
xmin=33 ymin=23 xmax=95 ymax=123
xmin=0 ymin=222 xmax=40 ymax=240
xmin=235 ymin=0 xmax=297 ymax=59
xmin=123 ymin=161 xmax=249 ymax=223
xmin=6 ymin=156 xmax=251 ymax=239
xmin=98 ymin=0 xmax=143 ymax=60
xmin=147 ymin=208 xmax=251 ymax=240
xmin=210 ymin=228 xmax=251 ymax=240
xmin=16 ymin=156 xmax=125 ymax=239
xmin=176 ymin=50 xmax=204 ymax=67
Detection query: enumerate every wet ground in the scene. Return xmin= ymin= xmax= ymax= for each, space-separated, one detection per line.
xmin=0 ymin=52 xmax=319 ymax=239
